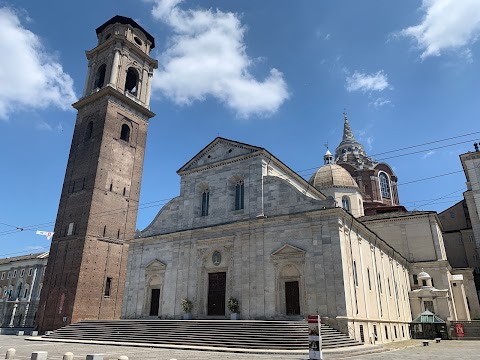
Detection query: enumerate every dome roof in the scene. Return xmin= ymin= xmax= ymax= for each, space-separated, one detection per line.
xmin=309 ymin=164 xmax=359 ymax=190
xmin=417 ymin=270 xmax=431 ymax=280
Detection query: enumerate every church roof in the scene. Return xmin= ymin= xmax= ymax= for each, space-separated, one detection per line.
xmin=359 ymin=210 xmax=435 ymax=222
xmin=177 ymin=137 xmax=264 ymax=174
xmin=176 ymin=136 xmax=326 ymax=199
xmin=334 ymin=113 xmax=367 ymax=160
xmin=309 ymin=163 xmax=359 ymax=190
xmin=96 ymin=15 xmax=155 ymax=49
xmin=0 ymin=252 xmax=48 ymax=266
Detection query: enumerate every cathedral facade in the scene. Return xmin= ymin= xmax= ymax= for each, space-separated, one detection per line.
xmin=122 ymin=118 xmax=479 ymax=344
xmin=122 ymin=137 xmax=412 ymax=343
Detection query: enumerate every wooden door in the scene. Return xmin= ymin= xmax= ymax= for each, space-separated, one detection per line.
xmin=208 ymin=272 xmax=226 ymax=316
xmin=285 ymin=281 xmax=300 ymax=315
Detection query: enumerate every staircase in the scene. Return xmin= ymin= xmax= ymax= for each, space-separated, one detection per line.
xmin=43 ymin=319 xmax=361 ymax=350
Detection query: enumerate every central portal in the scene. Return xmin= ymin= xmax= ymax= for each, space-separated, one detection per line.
xmin=208 ymin=272 xmax=226 ymax=316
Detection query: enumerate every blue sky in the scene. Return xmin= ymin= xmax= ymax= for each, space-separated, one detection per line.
xmin=1 ymin=0 xmax=480 ymax=257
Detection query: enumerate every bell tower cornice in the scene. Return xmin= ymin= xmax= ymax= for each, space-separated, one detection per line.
xmin=73 ymin=85 xmax=156 ymax=119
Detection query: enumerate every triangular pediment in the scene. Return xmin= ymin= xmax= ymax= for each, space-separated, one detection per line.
xmin=271 ymin=244 xmax=306 ymax=257
xmin=178 ymin=137 xmax=264 ymax=174
xmin=145 ymin=259 xmax=166 ymax=271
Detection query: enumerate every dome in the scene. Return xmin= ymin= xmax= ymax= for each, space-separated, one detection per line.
xmin=309 ymin=164 xmax=359 ymax=190
xmin=417 ymin=270 xmax=431 ymax=280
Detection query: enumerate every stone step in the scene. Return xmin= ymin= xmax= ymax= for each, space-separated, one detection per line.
xmin=43 ymin=319 xmax=361 ymax=350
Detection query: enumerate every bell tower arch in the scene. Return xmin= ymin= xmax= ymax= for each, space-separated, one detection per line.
xmin=37 ymin=16 xmax=158 ymax=332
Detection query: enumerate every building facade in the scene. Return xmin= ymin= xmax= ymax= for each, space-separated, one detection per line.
xmin=36 ymin=16 xmax=158 ymax=331
xmin=438 ymin=144 xmax=480 ymax=310
xmin=0 ymin=253 xmax=48 ymax=328
xmin=122 ymin=138 xmax=412 ymax=344
xmin=121 ymin=121 xmax=478 ymax=343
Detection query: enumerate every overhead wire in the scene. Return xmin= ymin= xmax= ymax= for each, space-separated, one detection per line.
xmin=1 ymin=131 xmax=478 ymax=242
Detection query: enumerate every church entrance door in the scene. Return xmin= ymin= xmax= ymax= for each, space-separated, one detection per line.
xmin=285 ymin=281 xmax=300 ymax=315
xmin=149 ymin=289 xmax=160 ymax=316
xmin=208 ymin=272 xmax=226 ymax=316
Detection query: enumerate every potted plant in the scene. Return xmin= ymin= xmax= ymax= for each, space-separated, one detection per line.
xmin=181 ymin=298 xmax=193 ymax=320
xmin=228 ymin=297 xmax=240 ymax=320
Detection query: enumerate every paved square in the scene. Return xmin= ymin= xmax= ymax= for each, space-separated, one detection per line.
xmin=0 ymin=336 xmax=479 ymax=359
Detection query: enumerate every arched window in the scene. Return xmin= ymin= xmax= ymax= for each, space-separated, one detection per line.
xmin=120 ymin=124 xmax=130 ymax=142
xmin=94 ymin=64 xmax=106 ymax=89
xmin=342 ymin=196 xmax=350 ymax=211
xmin=235 ymin=180 xmax=244 ymax=210
xmin=85 ymin=121 xmax=93 ymax=140
xmin=379 ymin=172 xmax=391 ymax=199
xmin=125 ymin=68 xmax=138 ymax=95
xmin=201 ymin=190 xmax=209 ymax=216
xmin=16 ymin=282 xmax=22 ymax=298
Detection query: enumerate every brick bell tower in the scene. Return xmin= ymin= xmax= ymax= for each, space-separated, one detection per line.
xmin=37 ymin=16 xmax=157 ymax=331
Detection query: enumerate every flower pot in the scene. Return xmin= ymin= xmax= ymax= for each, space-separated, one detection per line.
xmin=230 ymin=313 xmax=240 ymax=320
xmin=183 ymin=313 xmax=192 ymax=320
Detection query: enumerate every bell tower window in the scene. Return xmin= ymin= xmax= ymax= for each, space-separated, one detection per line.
xmin=85 ymin=121 xmax=93 ymax=140
xmin=379 ymin=172 xmax=391 ymax=199
xmin=120 ymin=124 xmax=130 ymax=142
xmin=95 ymin=64 xmax=106 ymax=89
xmin=125 ymin=68 xmax=138 ymax=96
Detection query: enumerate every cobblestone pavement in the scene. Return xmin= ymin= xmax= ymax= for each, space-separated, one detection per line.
xmin=0 ymin=336 xmax=479 ymax=359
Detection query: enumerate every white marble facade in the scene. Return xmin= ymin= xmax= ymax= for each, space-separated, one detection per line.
xmin=122 ymin=138 xmax=412 ymax=344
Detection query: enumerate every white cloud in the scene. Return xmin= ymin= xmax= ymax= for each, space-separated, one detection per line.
xmin=370 ymin=97 xmax=392 ymax=108
xmin=0 ymin=8 xmax=77 ymax=120
xmin=25 ymin=246 xmax=45 ymax=251
xmin=421 ymin=150 xmax=436 ymax=159
xmin=36 ymin=120 xmax=63 ymax=132
xmin=346 ymin=71 xmax=390 ymax=93
xmin=150 ymin=0 xmax=289 ymax=118
xmin=400 ymin=0 xmax=480 ymax=60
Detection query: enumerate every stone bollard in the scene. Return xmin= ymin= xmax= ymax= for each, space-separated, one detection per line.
xmin=86 ymin=355 xmax=104 ymax=360
xmin=16 ymin=331 xmax=24 ymax=336
xmin=63 ymin=352 xmax=74 ymax=360
xmin=31 ymin=351 xmax=48 ymax=360
xmin=30 ymin=331 xmax=39 ymax=336
xmin=118 ymin=356 xmax=129 ymax=360
xmin=30 ymin=351 xmax=48 ymax=360
xmin=5 ymin=348 xmax=16 ymax=359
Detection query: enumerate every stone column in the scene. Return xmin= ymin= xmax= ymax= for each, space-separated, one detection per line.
xmin=82 ymin=62 xmax=94 ymax=97
xmin=109 ymin=48 xmax=121 ymax=88
xmin=140 ymin=67 xmax=149 ymax=104
xmin=145 ymin=72 xmax=153 ymax=107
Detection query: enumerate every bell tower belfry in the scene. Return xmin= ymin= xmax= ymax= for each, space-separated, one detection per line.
xmin=37 ymin=16 xmax=158 ymax=331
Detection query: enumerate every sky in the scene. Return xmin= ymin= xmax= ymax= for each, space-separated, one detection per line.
xmin=1 ymin=0 xmax=480 ymax=258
